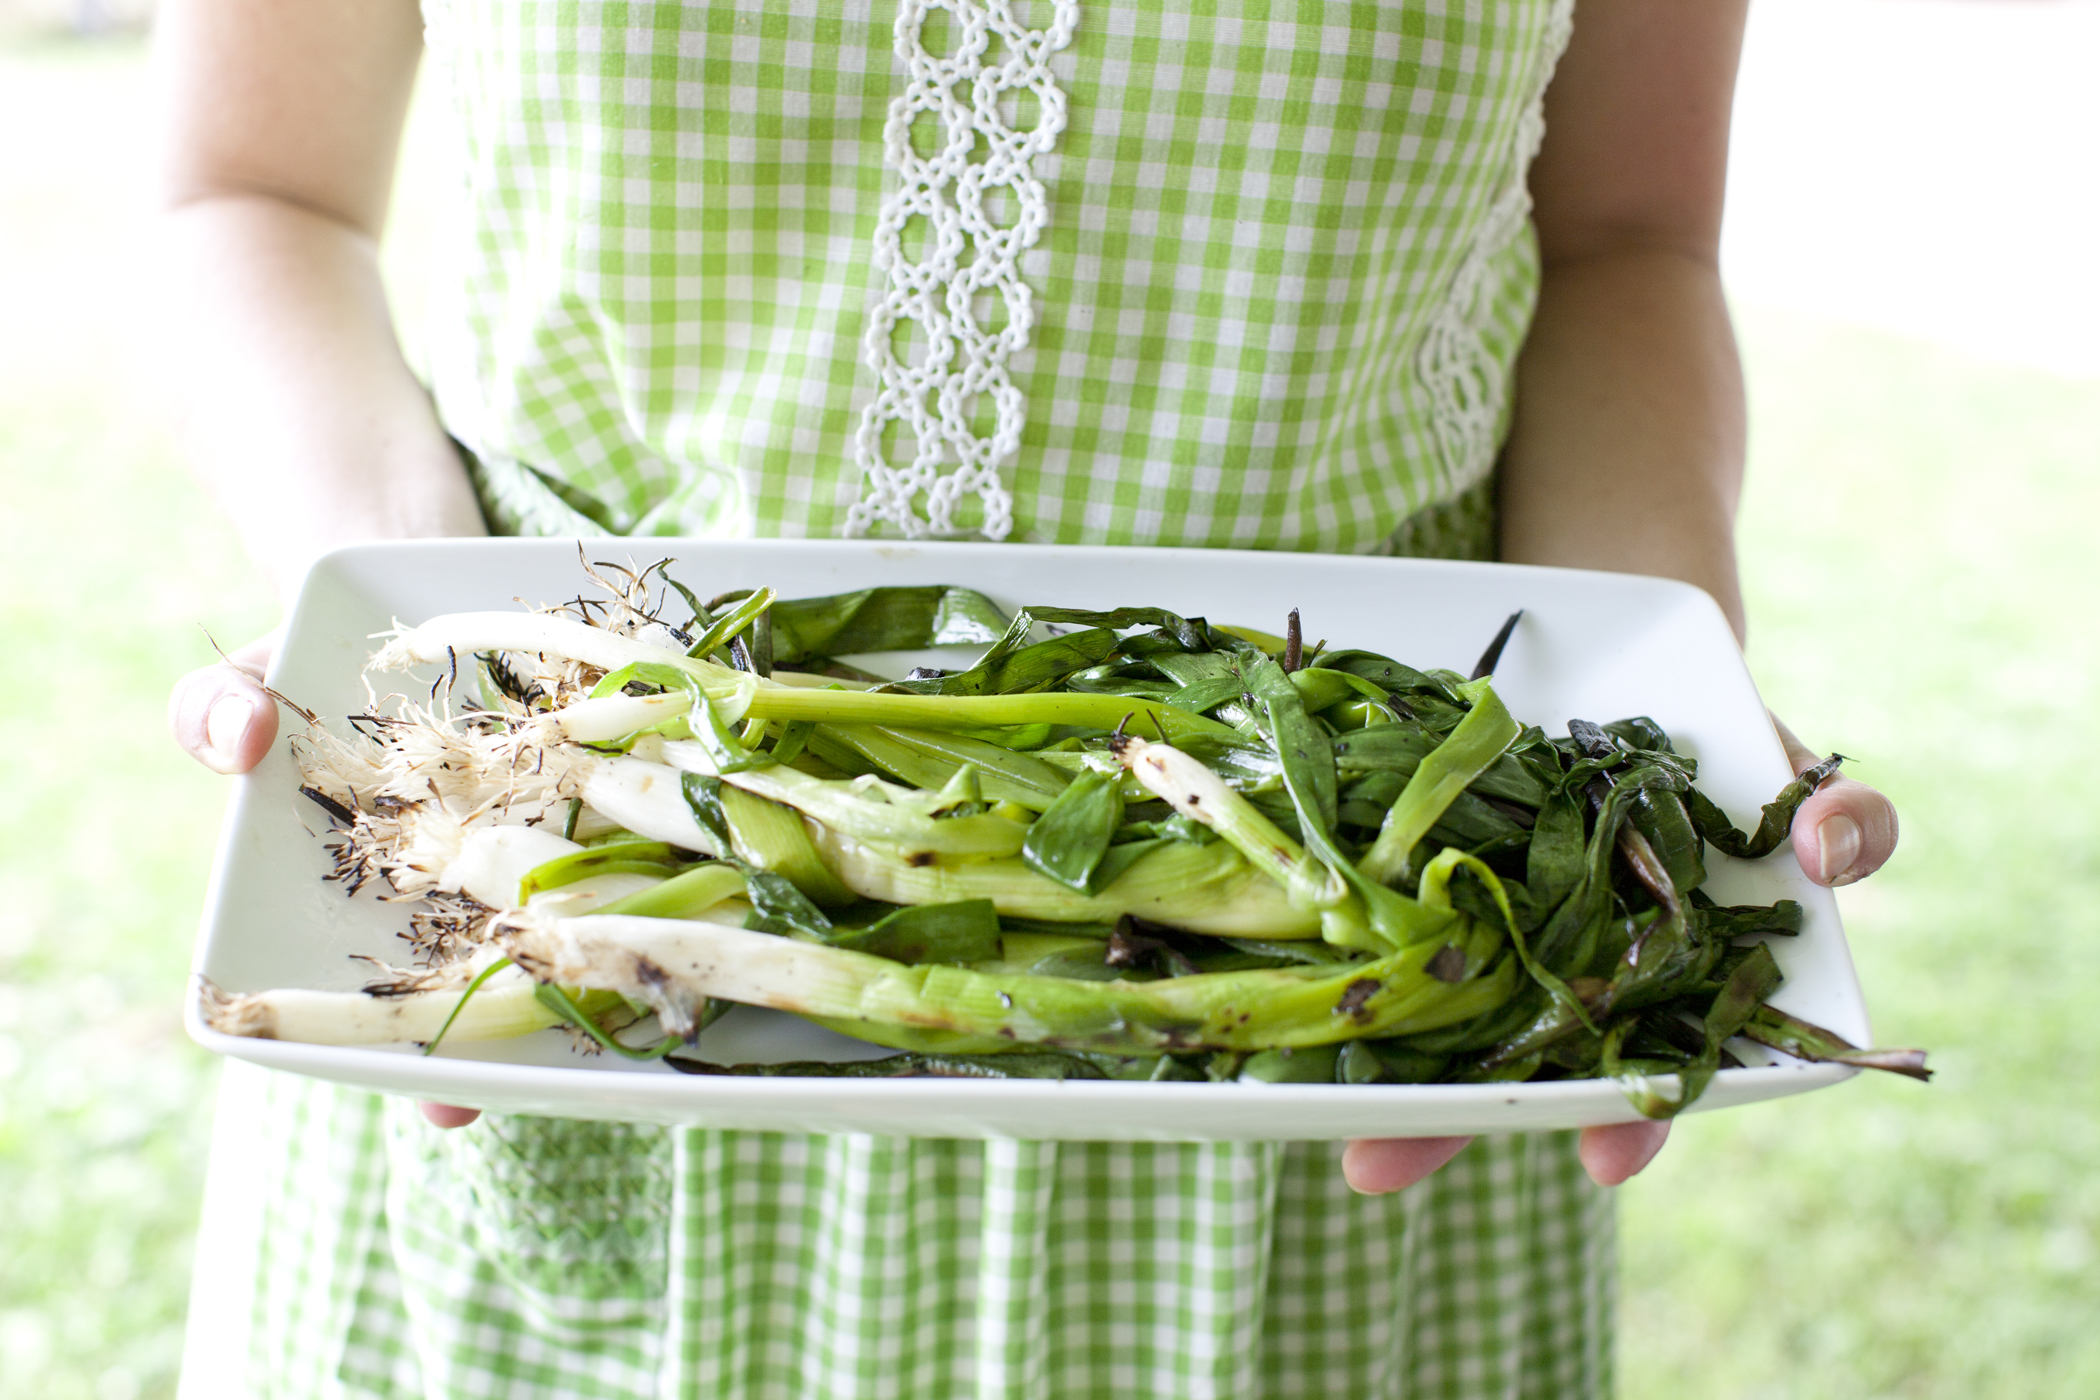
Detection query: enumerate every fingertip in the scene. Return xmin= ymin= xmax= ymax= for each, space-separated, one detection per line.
xmin=1341 ymin=1136 xmax=1472 ymax=1194
xmin=1792 ymin=780 xmax=1899 ymax=887
xmin=172 ymin=662 xmax=281 ymax=775
xmin=1577 ymin=1120 xmax=1669 ymax=1186
xmin=419 ymin=1102 xmax=482 ymax=1129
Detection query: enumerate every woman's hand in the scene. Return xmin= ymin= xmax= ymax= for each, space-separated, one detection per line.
xmin=1342 ymin=721 xmax=1899 ymax=1195
xmin=172 ymin=630 xmax=486 ymax=1130
xmin=1342 ymin=1123 xmax=1674 ymax=1195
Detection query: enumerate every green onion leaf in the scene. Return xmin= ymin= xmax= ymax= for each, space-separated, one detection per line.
xmin=1020 ymin=768 xmax=1126 ymax=893
xmin=1359 ymin=681 xmax=1522 ymax=886
xmin=423 ymin=957 xmax=516 ymax=1056
xmin=516 ymin=841 xmax=686 ymax=901
xmin=823 ymin=898 xmax=1003 ymax=965
xmin=685 ymin=587 xmax=779 ymax=660
xmin=679 ymin=773 xmax=837 ymax=938
xmin=768 ymin=585 xmax=1009 ymax=662
xmin=532 ymin=981 xmax=686 ymax=1059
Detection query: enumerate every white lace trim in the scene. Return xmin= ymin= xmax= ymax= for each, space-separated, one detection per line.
xmin=1415 ymin=0 xmax=1576 ymax=497
xmin=846 ymin=0 xmax=1078 ymax=541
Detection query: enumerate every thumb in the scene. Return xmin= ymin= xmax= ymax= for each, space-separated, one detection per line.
xmin=170 ymin=631 xmax=281 ymax=775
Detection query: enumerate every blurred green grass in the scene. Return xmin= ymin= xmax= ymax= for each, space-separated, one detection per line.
xmin=0 ymin=38 xmax=275 ymax=1400
xmin=2 ymin=34 xmax=2096 ymax=1400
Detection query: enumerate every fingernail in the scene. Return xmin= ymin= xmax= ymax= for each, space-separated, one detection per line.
xmin=1816 ymin=813 xmax=1861 ymax=885
xmin=205 ymin=693 xmax=256 ymax=767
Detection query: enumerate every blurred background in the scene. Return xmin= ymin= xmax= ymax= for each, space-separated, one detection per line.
xmin=1 ymin=0 xmax=2096 ymax=1396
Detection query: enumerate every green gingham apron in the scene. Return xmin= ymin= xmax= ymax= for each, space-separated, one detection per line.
xmin=181 ymin=1 xmax=1617 ymax=1395
xmin=425 ymin=0 xmax=1564 ymax=553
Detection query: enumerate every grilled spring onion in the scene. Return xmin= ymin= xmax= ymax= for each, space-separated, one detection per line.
xmin=197 ymin=862 xmax=757 ymax=1047
xmin=493 ymin=906 xmax=1514 ymax=1052
xmin=200 ymin=961 xmax=563 ymax=1046
xmin=378 ymin=609 xmax=1241 ymax=745
xmin=207 ymin=573 xmax=1928 ymax=1116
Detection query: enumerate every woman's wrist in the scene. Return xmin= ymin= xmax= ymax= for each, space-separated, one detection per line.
xmin=1497 ymin=247 xmax=1749 ymax=637
xmin=248 ymin=437 xmax=488 ymax=597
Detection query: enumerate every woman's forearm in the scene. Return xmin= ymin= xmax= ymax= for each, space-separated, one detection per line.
xmin=161 ymin=195 xmax=484 ymax=596
xmin=1497 ymin=250 xmax=1748 ymax=638
xmin=154 ymin=0 xmax=481 ymax=598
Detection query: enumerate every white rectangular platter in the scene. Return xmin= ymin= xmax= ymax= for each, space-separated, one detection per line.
xmin=185 ymin=538 xmax=1870 ymax=1140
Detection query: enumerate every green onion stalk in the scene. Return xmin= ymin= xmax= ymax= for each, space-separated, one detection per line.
xmin=494 ymin=907 xmax=1515 ymax=1052
xmin=202 ymin=957 xmax=562 ymax=1046
xmin=376 ymin=609 xmax=1241 ymax=743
